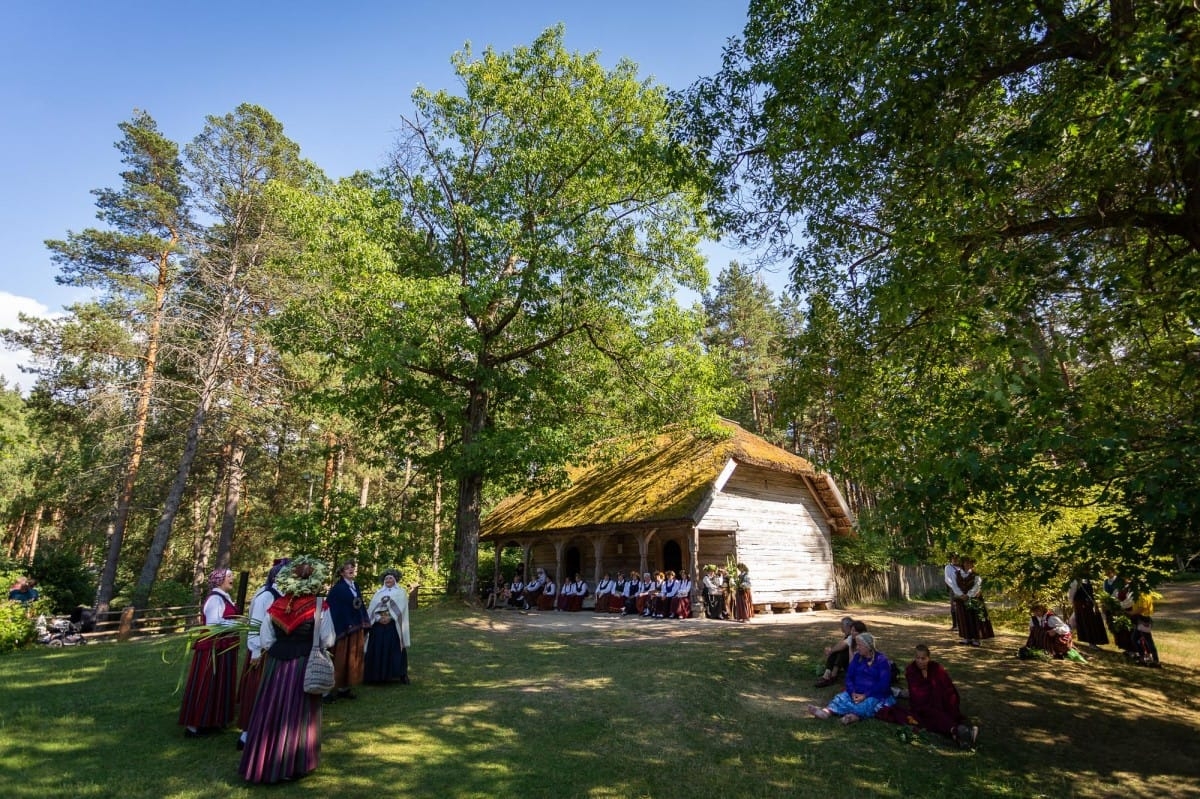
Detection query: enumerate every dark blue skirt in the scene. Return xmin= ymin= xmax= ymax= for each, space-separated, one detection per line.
xmin=363 ymin=621 xmax=408 ymax=683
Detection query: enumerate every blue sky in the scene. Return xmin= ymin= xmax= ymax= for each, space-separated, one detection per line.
xmin=0 ymin=1 xmax=785 ymax=390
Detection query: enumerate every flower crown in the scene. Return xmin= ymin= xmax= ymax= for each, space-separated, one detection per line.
xmin=273 ymin=555 xmax=329 ymax=597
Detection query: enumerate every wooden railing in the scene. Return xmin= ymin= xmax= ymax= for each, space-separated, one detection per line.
xmin=75 ymin=605 xmax=198 ymax=642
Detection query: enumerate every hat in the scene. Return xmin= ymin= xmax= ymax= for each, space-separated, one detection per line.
xmin=381 ymin=568 xmax=401 ymax=585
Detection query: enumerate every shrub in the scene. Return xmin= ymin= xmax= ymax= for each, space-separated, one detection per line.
xmin=0 ymin=600 xmax=36 ymax=654
xmin=30 ymin=547 xmax=96 ymax=613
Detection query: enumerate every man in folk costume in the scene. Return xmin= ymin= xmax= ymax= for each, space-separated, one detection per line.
xmin=364 ymin=568 xmax=412 ymax=684
xmin=507 ymin=573 xmax=526 ymax=608
xmin=324 ymin=559 xmax=370 ymax=702
xmin=239 ymin=556 xmax=334 ymax=784
xmin=622 ymin=572 xmax=642 ymax=615
xmin=180 ymin=567 xmax=240 ymax=737
xmin=237 ymin=557 xmax=290 ymax=750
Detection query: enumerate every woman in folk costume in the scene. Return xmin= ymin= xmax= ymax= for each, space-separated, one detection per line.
xmin=238 ymin=556 xmax=334 ymax=784
xmin=364 ymin=569 xmax=411 ymax=684
xmin=951 ymin=557 xmax=994 ymax=646
xmin=877 ymin=644 xmax=978 ymax=749
xmin=1068 ymin=571 xmax=1108 ymax=648
xmin=701 ymin=565 xmax=726 ymax=619
xmin=556 ymin=576 xmax=574 ymax=611
xmin=670 ymin=570 xmax=693 ymax=619
xmin=324 ymin=559 xmax=370 ymax=702
xmin=594 ymin=572 xmax=614 ymax=613
xmin=538 ymin=574 xmax=558 ymax=611
xmin=179 ymin=567 xmax=240 ymax=738
xmin=608 ymin=572 xmax=627 ymax=613
xmin=1024 ymin=604 xmax=1076 ymax=659
xmin=523 ymin=568 xmax=546 ymax=610
xmin=566 ymin=573 xmax=588 ymax=612
xmin=236 ymin=558 xmax=290 ymax=750
xmin=733 ymin=563 xmax=755 ymax=622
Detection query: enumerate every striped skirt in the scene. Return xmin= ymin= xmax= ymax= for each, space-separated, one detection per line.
xmin=238 ymin=655 xmax=322 ymax=784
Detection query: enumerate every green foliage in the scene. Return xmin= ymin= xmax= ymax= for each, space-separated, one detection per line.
xmin=29 ymin=547 xmax=95 ymax=613
xmin=274 ymin=27 xmax=718 ymax=599
xmin=0 ymin=601 xmax=36 ymax=654
xmin=147 ymin=579 xmax=195 ymax=609
xmin=687 ymin=1 xmax=1200 ymax=579
xmin=830 ymin=522 xmax=892 ymax=572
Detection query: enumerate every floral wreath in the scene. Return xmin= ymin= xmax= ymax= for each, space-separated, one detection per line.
xmin=273 ymin=555 xmax=329 ymax=597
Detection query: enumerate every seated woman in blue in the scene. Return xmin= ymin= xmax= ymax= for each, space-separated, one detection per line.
xmin=808 ymin=632 xmax=895 ymax=725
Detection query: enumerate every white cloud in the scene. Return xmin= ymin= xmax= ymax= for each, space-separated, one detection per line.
xmin=0 ymin=291 xmax=58 ymax=395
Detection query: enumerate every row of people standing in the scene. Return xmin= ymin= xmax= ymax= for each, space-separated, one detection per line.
xmin=177 ymin=557 xmax=412 ymax=785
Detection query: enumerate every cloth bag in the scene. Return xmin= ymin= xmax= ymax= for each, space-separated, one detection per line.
xmin=303 ymin=597 xmax=335 ymax=695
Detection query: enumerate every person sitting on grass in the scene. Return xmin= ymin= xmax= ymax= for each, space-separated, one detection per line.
xmin=814 ymin=617 xmax=859 ymax=688
xmin=877 ymin=644 xmax=978 ymax=749
xmin=808 ymin=632 xmax=895 ymax=725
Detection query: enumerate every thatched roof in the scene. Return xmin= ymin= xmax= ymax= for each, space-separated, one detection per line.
xmin=480 ymin=419 xmax=855 ymax=540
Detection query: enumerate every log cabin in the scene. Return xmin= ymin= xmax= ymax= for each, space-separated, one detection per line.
xmin=479 ymin=419 xmax=855 ymax=614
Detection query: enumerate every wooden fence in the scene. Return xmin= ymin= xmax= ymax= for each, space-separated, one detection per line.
xmin=833 ymin=563 xmax=945 ymax=606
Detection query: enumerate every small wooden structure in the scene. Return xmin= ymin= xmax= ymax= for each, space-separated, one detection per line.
xmin=480 ymin=420 xmax=855 ymax=613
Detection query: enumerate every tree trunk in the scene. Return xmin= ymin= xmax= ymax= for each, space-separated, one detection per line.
xmin=131 ymin=361 xmax=221 ymax=610
xmin=193 ymin=450 xmax=227 ymax=602
xmin=216 ymin=431 xmax=247 ymax=569
xmin=433 ymin=428 xmax=445 ymax=570
xmin=451 ymin=386 xmax=488 ymax=600
xmin=94 ymin=251 xmax=173 ymax=615
xmin=18 ymin=504 xmax=43 ymax=562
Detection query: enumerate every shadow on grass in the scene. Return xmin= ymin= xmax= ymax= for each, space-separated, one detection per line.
xmin=1 ymin=606 xmax=1198 ymax=799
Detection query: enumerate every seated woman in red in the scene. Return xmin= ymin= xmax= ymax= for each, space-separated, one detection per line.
xmin=538 ymin=576 xmax=557 ymax=611
xmin=565 ymin=574 xmax=588 ymax=611
xmin=669 ymin=572 xmax=693 ymax=619
xmin=877 ymin=644 xmax=978 ymax=749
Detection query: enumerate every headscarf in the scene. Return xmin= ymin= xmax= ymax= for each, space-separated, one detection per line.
xmin=208 ymin=568 xmax=233 ymax=589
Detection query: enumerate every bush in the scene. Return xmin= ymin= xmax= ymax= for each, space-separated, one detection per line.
xmin=0 ymin=600 xmax=36 ymax=654
xmin=30 ymin=547 xmax=96 ymax=613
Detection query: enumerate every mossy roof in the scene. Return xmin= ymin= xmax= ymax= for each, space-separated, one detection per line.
xmin=480 ymin=419 xmax=854 ymax=540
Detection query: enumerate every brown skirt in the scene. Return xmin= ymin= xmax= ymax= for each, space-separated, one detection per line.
xmin=331 ymin=628 xmax=365 ymax=690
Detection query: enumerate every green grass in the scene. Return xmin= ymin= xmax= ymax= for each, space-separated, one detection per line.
xmin=1 ymin=599 xmax=1198 ymax=799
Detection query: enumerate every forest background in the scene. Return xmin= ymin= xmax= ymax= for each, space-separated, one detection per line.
xmin=2 ymin=2 xmax=1198 ymax=620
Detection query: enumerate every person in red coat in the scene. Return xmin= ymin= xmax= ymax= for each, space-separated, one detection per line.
xmin=878 ymin=644 xmax=978 ymax=749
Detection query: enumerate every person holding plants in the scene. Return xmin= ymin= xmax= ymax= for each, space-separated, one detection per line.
xmin=877 ymin=644 xmax=978 ymax=749
xmin=179 ymin=567 xmax=240 ymax=738
xmin=733 ymin=563 xmax=754 ymax=622
xmin=808 ymin=632 xmax=895 ymax=724
xmin=238 ymin=556 xmax=334 ymax=784
xmin=364 ymin=568 xmax=411 ymax=684
xmin=951 ymin=557 xmax=994 ymax=646
xmin=324 ymin=560 xmax=370 ymax=702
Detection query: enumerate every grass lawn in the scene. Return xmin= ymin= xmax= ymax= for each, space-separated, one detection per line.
xmin=1 ymin=590 xmax=1197 ymax=799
